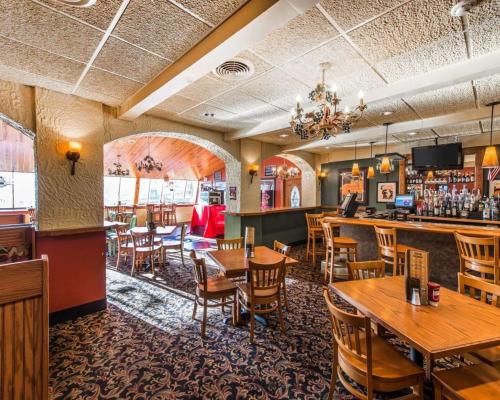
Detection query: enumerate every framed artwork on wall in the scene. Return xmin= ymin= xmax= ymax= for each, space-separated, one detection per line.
xmin=214 ymin=170 xmax=222 ymax=182
xmin=377 ymin=181 xmax=397 ymax=203
xmin=264 ymin=165 xmax=275 ymax=177
xmin=338 ymin=168 xmax=368 ymax=205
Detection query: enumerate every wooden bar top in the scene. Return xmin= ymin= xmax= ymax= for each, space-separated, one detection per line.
xmin=408 ymin=214 xmax=500 ymax=226
xmin=224 ymin=206 xmax=317 ymax=217
xmin=324 ymin=215 xmax=500 ymax=237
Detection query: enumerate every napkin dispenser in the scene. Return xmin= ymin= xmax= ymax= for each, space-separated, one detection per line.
xmin=404 ymin=249 xmax=429 ymax=306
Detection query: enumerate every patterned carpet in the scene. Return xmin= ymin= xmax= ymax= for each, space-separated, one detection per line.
xmin=49 ymin=244 xmax=465 ymax=399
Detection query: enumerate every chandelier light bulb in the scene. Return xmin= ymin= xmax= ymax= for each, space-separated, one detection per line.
xmin=330 ymin=83 xmax=337 ymax=93
xmin=357 ymin=90 xmax=364 ymax=99
xmin=344 ymin=105 xmax=350 ymax=114
xmin=295 ymin=94 xmax=302 ymax=104
xmin=290 ymin=107 xmax=296 ymax=116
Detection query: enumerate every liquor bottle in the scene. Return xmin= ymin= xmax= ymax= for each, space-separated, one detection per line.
xmin=470 ymin=172 xmax=475 ymax=183
xmin=492 ymin=197 xmax=499 ymax=221
xmin=451 ymin=200 xmax=458 ymax=217
xmin=483 ymin=200 xmax=490 ymax=220
xmin=453 ymin=172 xmax=458 ymax=183
xmin=465 ymin=173 xmax=470 ymax=183
xmin=434 ymin=197 xmax=440 ymax=217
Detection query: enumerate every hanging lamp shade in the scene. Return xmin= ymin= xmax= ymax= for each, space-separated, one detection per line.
xmin=380 ymin=156 xmax=392 ymax=174
xmin=367 ymin=166 xmax=375 ymax=179
xmin=482 ymin=102 xmax=499 ymax=169
xmin=426 ymin=170 xmax=434 ymax=180
xmin=352 ymin=162 xmax=360 ymax=177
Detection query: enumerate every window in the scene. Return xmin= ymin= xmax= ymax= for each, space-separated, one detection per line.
xmin=138 ymin=178 xmax=198 ymax=204
xmin=0 ymin=172 xmax=36 ymax=209
xmin=104 ymin=176 xmax=136 ymax=205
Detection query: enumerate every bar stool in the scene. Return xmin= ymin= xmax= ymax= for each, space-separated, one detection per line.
xmin=374 ymin=226 xmax=419 ymax=276
xmin=306 ymin=213 xmax=325 ymax=266
xmin=454 ymin=232 xmax=500 ymax=284
xmin=322 ymin=221 xmax=358 ymax=283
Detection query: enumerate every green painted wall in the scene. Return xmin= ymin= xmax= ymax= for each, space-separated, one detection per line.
xmin=320 ymin=157 xmax=400 ymax=210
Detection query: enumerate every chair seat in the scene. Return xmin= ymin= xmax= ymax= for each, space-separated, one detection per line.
xmin=433 ymin=363 xmax=500 ymax=400
xmin=471 ymin=345 xmax=500 ymax=368
xmin=162 ymin=240 xmax=181 ymax=248
xmin=134 ymin=245 xmax=162 ymax=253
xmin=339 ymin=333 xmax=422 ymax=384
xmin=333 ymin=236 xmax=358 ymax=246
xmin=199 ymin=276 xmax=236 ymax=295
xmin=236 ymin=282 xmax=278 ymax=301
xmin=396 ymin=244 xmax=419 ymax=254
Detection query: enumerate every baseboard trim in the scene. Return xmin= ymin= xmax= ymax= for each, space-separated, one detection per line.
xmin=50 ymin=298 xmax=107 ymax=326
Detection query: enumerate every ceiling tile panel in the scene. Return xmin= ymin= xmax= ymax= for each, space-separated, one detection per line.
xmin=474 ymin=74 xmax=500 ymax=106
xmin=155 ymin=94 xmax=199 ymax=114
xmin=74 ymin=87 xmax=123 ymax=107
xmin=239 ymin=104 xmax=289 ymax=121
xmin=434 ymin=121 xmax=482 ymax=137
xmin=167 ymin=113 xmax=223 ymax=131
xmin=177 ymin=76 xmax=233 ymax=103
xmin=211 ymin=118 xmax=257 ymax=133
xmin=79 ymin=68 xmax=142 ymax=101
xmin=250 ymin=7 xmax=339 ymax=66
xmin=404 ymin=82 xmax=476 ymax=118
xmin=0 ymin=36 xmax=85 ymax=85
xmin=467 ymin=0 xmax=500 ymax=57
xmin=112 ymin=0 xmax=211 ymax=61
xmin=393 ymin=130 xmax=436 ymax=142
xmin=481 ymin=116 xmax=500 ymax=133
xmin=0 ymin=0 xmax=102 ymax=63
xmin=175 ymin=0 xmax=246 ymax=26
xmin=239 ymin=68 xmax=309 ymax=104
xmin=94 ymin=37 xmax=169 ymax=83
xmin=207 ymin=89 xmax=269 ymax=114
xmin=357 ymin=98 xmax=419 ymax=126
xmin=38 ymin=0 xmax=124 ymax=30
xmin=180 ymin=104 xmax=237 ymax=125
xmin=319 ymin=0 xmax=407 ymax=32
xmin=256 ymin=129 xmax=305 ymax=145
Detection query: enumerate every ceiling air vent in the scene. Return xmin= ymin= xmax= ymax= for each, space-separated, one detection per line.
xmin=55 ymin=0 xmax=96 ymax=7
xmin=213 ymin=58 xmax=254 ymax=81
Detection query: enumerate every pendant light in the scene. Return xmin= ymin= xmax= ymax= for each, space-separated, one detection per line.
xmin=380 ymin=123 xmax=392 ymax=174
xmin=367 ymin=141 xmax=375 ymax=179
xmin=482 ymin=101 xmax=499 ymax=168
xmin=351 ymin=141 xmax=360 ymax=177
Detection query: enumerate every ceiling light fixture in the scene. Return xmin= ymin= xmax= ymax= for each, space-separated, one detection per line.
xmin=374 ymin=123 xmax=405 ymax=174
xmin=136 ymin=136 xmax=163 ymax=174
xmin=204 ymin=112 xmax=215 ymax=118
xmin=367 ymin=141 xmax=376 ymax=179
xmin=290 ymin=62 xmax=367 ymax=141
xmin=408 ymin=131 xmax=417 ymax=136
xmin=351 ymin=142 xmax=360 ymax=177
xmin=482 ymin=101 xmax=500 ymax=169
xmin=55 ymin=0 xmax=96 ymax=7
xmin=279 ymin=133 xmax=289 ymax=138
xmin=451 ymin=0 xmax=478 ymax=17
xmin=381 ymin=110 xmax=394 ymax=116
xmin=108 ymin=154 xmax=130 ymax=176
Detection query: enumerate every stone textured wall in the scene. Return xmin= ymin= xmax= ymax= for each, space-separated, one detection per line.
xmin=35 ymin=88 xmax=105 ymax=230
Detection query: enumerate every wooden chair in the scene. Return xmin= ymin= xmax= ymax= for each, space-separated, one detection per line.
xmin=115 ymin=225 xmax=134 ymax=269
xmin=433 ymin=363 xmax=500 ymax=400
xmin=306 ymin=213 xmax=325 ymax=266
xmin=454 ymin=232 xmax=500 ymax=284
xmin=458 ymin=272 xmax=500 ymax=368
xmin=216 ymin=237 xmax=243 ymax=250
xmin=323 ymin=289 xmax=424 ymax=400
xmin=162 ymin=223 xmax=187 ymax=267
xmin=0 ymin=256 xmax=49 ymax=400
xmin=274 ymin=240 xmax=291 ymax=309
xmin=322 ymin=221 xmax=357 ymax=283
xmin=347 ymin=260 xmax=385 ymax=281
xmin=236 ymin=258 xmax=286 ymax=343
xmin=374 ymin=226 xmax=418 ymax=276
xmin=189 ymin=251 xmax=237 ymax=338
xmin=131 ymin=230 xmax=162 ymax=276
xmin=105 ymin=205 xmax=119 ymax=220
xmin=162 ymin=204 xmax=176 ymax=225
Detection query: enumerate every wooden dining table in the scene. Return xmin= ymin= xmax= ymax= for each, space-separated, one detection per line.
xmin=206 ymin=245 xmax=299 ymax=278
xmin=330 ymin=276 xmax=500 ymax=379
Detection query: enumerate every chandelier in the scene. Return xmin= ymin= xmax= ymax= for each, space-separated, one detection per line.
xmin=272 ymin=163 xmax=299 ymax=180
xmin=108 ymin=154 xmax=130 ymax=176
xmin=136 ymin=136 xmax=162 ymax=173
xmin=290 ymin=62 xmax=367 ymax=140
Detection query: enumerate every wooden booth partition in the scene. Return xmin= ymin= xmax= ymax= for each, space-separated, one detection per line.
xmin=0 ymin=256 xmax=49 ymax=400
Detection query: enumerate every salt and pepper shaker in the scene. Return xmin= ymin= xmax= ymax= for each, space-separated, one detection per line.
xmin=411 ymin=288 xmax=421 ymax=306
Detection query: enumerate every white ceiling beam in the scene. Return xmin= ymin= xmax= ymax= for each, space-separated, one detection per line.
xmin=118 ymin=0 xmax=318 ymax=120
xmin=226 ymin=50 xmax=500 ymax=140
xmin=283 ymin=106 xmax=500 ymax=152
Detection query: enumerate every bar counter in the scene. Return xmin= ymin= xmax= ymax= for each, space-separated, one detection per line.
xmin=324 ymin=216 xmax=500 ymax=289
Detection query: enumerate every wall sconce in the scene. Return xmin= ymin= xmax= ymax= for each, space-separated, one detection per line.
xmin=248 ymin=165 xmax=259 ymax=184
xmin=318 ymin=170 xmax=327 ymax=184
xmin=66 ymin=141 xmax=82 ymax=175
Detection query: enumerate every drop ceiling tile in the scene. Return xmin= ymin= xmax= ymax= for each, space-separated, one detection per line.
xmin=404 ymin=82 xmax=476 ymax=118
xmin=393 ymin=130 xmax=436 ymax=142
xmin=256 ymin=130 xmax=305 ymax=145
xmin=94 ymin=37 xmax=169 ymax=83
xmin=112 ymin=0 xmax=211 ymax=61
xmin=146 ymin=107 xmax=176 ymax=121
xmin=434 ymin=121 xmax=482 ymax=137
xmin=251 ymin=7 xmax=339 ymax=66
xmin=481 ymin=116 xmax=500 ymax=133
xmin=38 ymin=0 xmax=124 ymax=30
xmin=175 ymin=0 xmax=246 ymax=26
xmin=319 ymin=0 xmax=406 ymax=32
xmin=79 ymin=68 xmax=142 ymax=101
xmin=0 ymin=0 xmax=102 ymax=63
xmin=240 ymin=104 xmax=288 ymax=121
xmin=0 ymin=36 xmax=85 ymax=85
xmin=167 ymin=113 xmax=223 ymax=132
xmin=74 ymin=87 xmax=123 ymax=107
xmin=468 ymin=0 xmax=500 ymax=57
xmin=358 ymin=98 xmax=419 ymax=126
xmin=155 ymin=95 xmax=199 ymax=114
xmin=207 ymin=89 xmax=269 ymax=114
xmin=474 ymin=74 xmax=500 ymax=106
xmin=180 ymin=104 xmax=237 ymax=125
xmin=177 ymin=76 xmax=233 ymax=102
xmin=239 ymin=68 xmax=309 ymax=104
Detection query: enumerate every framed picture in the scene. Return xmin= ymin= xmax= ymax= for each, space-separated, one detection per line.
xmin=229 ymin=186 xmax=237 ymax=200
xmin=338 ymin=168 xmax=368 ymax=205
xmin=489 ymin=179 xmax=500 ymax=196
xmin=377 ymin=181 xmax=397 ymax=203
xmin=264 ymin=165 xmax=275 ymax=177
xmin=214 ymin=170 xmax=222 ymax=182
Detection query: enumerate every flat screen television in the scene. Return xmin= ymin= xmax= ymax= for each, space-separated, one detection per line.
xmin=395 ymin=195 xmax=414 ymax=208
xmin=412 ymin=143 xmax=463 ymax=170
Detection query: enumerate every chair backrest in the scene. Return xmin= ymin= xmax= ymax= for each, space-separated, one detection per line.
xmin=458 ymin=272 xmax=500 ymax=307
xmin=273 ymin=240 xmax=291 ymax=256
xmin=323 ymin=289 xmax=372 ymax=393
xmin=248 ymin=258 xmax=285 ymax=298
xmin=454 ymin=232 xmax=499 ymax=284
xmin=348 ymin=260 xmax=385 ymax=280
xmin=0 ymin=256 xmax=49 ymax=399
xmin=374 ymin=226 xmax=397 ymax=258
xmin=322 ymin=221 xmax=334 ymax=244
xmin=131 ymin=230 xmax=156 ymax=249
xmin=306 ymin=213 xmax=324 ymax=230
xmin=115 ymin=225 xmax=130 ymax=246
xmin=116 ymin=212 xmax=132 ymax=224
xmin=189 ymin=250 xmax=208 ymax=292
xmin=217 ymin=237 xmax=243 ymax=250
xmin=179 ymin=223 xmax=188 ymax=249
xmin=105 ymin=206 xmax=119 ymax=220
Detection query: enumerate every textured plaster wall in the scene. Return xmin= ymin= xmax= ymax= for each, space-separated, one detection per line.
xmin=35 ymin=88 xmax=104 ymax=230
xmin=0 ymin=79 xmax=35 ymax=131
xmin=240 ymin=138 xmax=263 ymax=213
